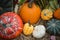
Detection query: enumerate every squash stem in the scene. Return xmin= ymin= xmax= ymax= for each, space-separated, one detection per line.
xmin=28 ymin=0 xmax=34 ymax=8
xmin=28 ymin=20 xmax=31 ymax=26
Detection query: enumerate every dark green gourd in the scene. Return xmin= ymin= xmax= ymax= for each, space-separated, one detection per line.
xmin=46 ymin=19 xmax=60 ymax=36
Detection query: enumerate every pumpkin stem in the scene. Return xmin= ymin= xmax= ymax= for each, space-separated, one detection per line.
xmin=50 ymin=35 xmax=56 ymax=40
xmin=28 ymin=20 xmax=31 ymax=26
xmin=28 ymin=0 xmax=34 ymax=8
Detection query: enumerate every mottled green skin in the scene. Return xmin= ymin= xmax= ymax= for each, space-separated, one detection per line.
xmin=46 ymin=19 xmax=60 ymax=36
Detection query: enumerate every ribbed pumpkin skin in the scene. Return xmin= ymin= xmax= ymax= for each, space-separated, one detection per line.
xmin=54 ymin=8 xmax=60 ymax=19
xmin=46 ymin=19 xmax=60 ymax=36
xmin=19 ymin=3 xmax=41 ymax=24
xmin=0 ymin=12 xmax=23 ymax=39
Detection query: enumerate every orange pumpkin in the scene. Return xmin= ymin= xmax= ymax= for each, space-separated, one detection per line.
xmin=54 ymin=8 xmax=60 ymax=19
xmin=0 ymin=12 xmax=23 ymax=39
xmin=19 ymin=3 xmax=41 ymax=24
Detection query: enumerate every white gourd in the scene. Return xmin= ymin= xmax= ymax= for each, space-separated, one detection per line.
xmin=32 ymin=25 xmax=46 ymax=38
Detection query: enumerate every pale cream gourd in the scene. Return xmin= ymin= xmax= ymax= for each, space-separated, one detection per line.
xmin=33 ymin=25 xmax=46 ymax=38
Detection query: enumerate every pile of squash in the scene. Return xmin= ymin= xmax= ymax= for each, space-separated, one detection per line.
xmin=19 ymin=0 xmax=60 ymax=36
xmin=0 ymin=0 xmax=60 ymax=39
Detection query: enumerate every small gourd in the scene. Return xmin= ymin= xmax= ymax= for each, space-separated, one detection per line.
xmin=33 ymin=25 xmax=46 ymax=38
xmin=23 ymin=22 xmax=34 ymax=35
xmin=41 ymin=9 xmax=53 ymax=20
xmin=46 ymin=19 xmax=60 ymax=36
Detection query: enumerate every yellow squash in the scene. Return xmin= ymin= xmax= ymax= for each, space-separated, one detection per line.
xmin=23 ymin=23 xmax=34 ymax=35
xmin=41 ymin=9 xmax=53 ymax=20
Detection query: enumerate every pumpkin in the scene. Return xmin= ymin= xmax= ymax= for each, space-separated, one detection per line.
xmin=54 ymin=8 xmax=60 ymax=19
xmin=23 ymin=22 xmax=34 ymax=35
xmin=0 ymin=12 xmax=23 ymax=39
xmin=19 ymin=2 xmax=41 ymax=24
xmin=46 ymin=19 xmax=60 ymax=36
xmin=33 ymin=25 xmax=46 ymax=38
xmin=41 ymin=9 xmax=53 ymax=20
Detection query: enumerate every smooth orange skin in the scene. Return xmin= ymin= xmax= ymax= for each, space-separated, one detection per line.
xmin=54 ymin=8 xmax=60 ymax=19
xmin=19 ymin=3 xmax=41 ymax=24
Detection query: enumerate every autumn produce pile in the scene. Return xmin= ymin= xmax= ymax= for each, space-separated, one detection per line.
xmin=0 ymin=0 xmax=60 ymax=40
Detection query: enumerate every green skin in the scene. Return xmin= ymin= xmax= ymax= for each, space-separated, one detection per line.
xmin=46 ymin=19 xmax=60 ymax=36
